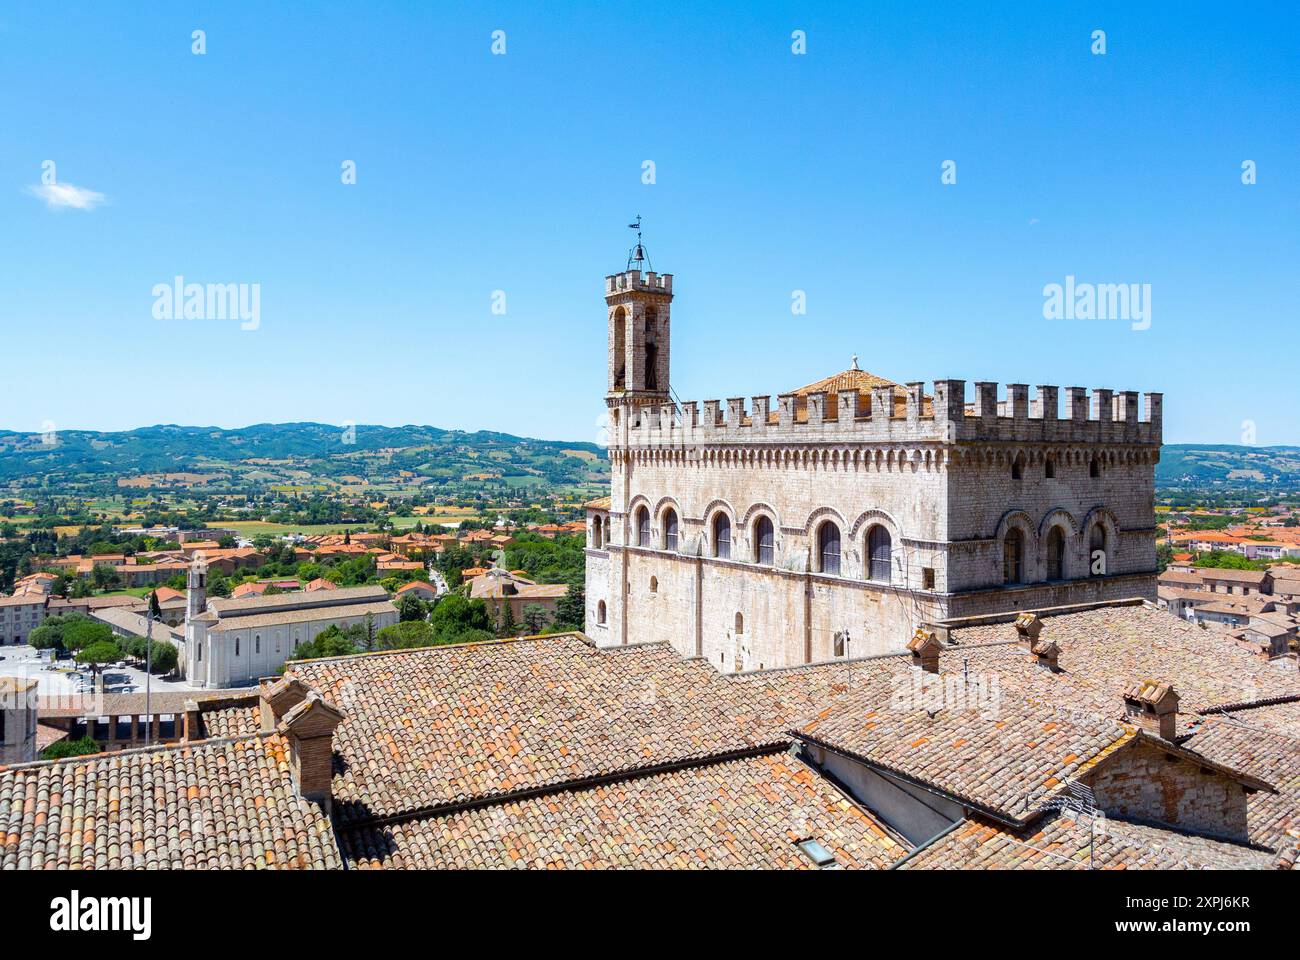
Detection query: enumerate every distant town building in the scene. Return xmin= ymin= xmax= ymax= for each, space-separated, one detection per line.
xmin=182 ymin=559 xmax=397 ymax=687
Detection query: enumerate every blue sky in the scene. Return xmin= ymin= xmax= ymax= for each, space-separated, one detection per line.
xmin=2 ymin=2 xmax=1297 ymax=445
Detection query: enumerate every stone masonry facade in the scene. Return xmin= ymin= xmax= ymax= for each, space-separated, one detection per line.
xmin=586 ymin=266 xmax=1161 ymax=672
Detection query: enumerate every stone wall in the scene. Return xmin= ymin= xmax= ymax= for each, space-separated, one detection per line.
xmin=1087 ymin=738 xmax=1251 ymax=843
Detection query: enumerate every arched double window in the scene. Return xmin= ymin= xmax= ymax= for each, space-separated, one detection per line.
xmin=1003 ymin=528 xmax=1024 ymax=584
xmin=663 ymin=509 xmax=679 ymax=551
xmin=713 ymin=514 xmax=732 ymax=559
xmin=1046 ymin=527 xmax=1065 ymax=580
xmin=817 ymin=522 xmax=841 ymax=575
xmin=866 ymin=525 xmax=892 ymax=582
xmin=753 ymin=516 xmax=775 ymax=565
xmin=635 ymin=506 xmax=650 ymax=547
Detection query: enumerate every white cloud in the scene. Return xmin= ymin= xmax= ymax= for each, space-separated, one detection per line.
xmin=27 ymin=182 xmax=107 ymax=211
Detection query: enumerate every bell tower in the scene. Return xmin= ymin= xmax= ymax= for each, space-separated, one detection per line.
xmin=606 ymin=217 xmax=672 ymax=410
xmin=187 ymin=556 xmax=208 ymax=620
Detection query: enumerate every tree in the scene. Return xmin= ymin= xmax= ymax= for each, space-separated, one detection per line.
xmin=91 ymin=563 xmax=121 ymax=591
xmin=75 ymin=640 xmax=123 ymax=678
xmin=521 ymin=603 xmax=548 ymax=635
xmin=289 ymin=628 xmax=363 ymax=662
xmin=41 ymin=737 xmax=101 ymax=761
xmin=554 ymin=581 xmax=585 ymax=631
xmin=497 ymin=602 xmax=518 ymax=638
xmin=396 ymin=593 xmax=426 ymax=622
xmin=428 ymin=594 xmax=493 ymax=644
xmin=63 ymin=619 xmax=116 ymax=654
xmin=376 ymin=620 xmax=434 ymax=650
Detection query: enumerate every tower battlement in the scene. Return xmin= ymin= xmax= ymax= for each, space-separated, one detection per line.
xmin=606 ymin=270 xmax=673 ymax=295
xmin=611 ymin=381 xmax=1162 ymax=449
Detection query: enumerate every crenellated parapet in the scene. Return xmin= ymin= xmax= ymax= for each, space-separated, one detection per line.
xmin=605 ymin=270 xmax=673 ymax=295
xmin=612 ymin=380 xmax=1162 ymax=449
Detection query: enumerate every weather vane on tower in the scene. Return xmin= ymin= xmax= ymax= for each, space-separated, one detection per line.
xmin=627 ymin=215 xmax=652 ymax=272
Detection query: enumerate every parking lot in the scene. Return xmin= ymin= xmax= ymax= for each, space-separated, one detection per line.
xmin=0 ymin=644 xmax=199 ymax=698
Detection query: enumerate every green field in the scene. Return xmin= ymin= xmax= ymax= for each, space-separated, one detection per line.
xmin=217 ymin=516 xmax=468 ymax=537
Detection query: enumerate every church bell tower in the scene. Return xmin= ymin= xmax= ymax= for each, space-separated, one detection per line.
xmin=606 ymin=218 xmax=672 ymax=412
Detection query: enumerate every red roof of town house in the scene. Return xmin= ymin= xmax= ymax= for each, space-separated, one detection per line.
xmin=461 ymin=567 xmax=490 ymax=580
xmin=305 ymin=578 xmax=337 ymax=591
xmin=396 ymin=581 xmax=437 ymax=596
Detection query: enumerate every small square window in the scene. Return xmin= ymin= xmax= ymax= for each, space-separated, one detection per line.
xmin=796 ymin=838 xmax=840 ymax=869
xmin=922 ymin=567 xmax=935 ymax=590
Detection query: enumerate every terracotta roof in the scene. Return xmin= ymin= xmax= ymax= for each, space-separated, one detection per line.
xmin=285 ymin=634 xmax=804 ymax=824
xmin=209 ymin=599 xmax=397 ymax=633
xmin=198 ymin=701 xmax=262 ymax=740
xmin=396 ymin=579 xmax=436 ymax=592
xmin=341 ymin=752 xmax=904 ymax=870
xmin=899 ymin=810 xmax=1276 ymax=870
xmin=947 ymin=605 xmax=1300 ymax=719
xmin=585 ymin=496 xmax=612 ymax=510
xmin=0 ymin=734 xmax=341 ymax=869
xmin=209 ymin=584 xmax=388 ymax=617
xmin=792 ymin=367 xmax=899 ymax=396
xmin=1185 ymin=714 xmax=1300 ymax=850
xmin=1195 ymin=568 xmax=1270 ymax=584
xmin=793 ymin=678 xmax=1134 ymax=824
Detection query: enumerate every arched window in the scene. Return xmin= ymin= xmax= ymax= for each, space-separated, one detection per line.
xmin=1011 ymin=456 xmax=1024 ymax=480
xmin=817 ymin=522 xmax=841 ymax=575
xmin=735 ymin=612 xmax=744 ymax=634
xmin=713 ymin=514 xmax=732 ymax=559
xmin=1003 ymin=529 xmax=1024 ymax=584
xmin=254 ymin=635 xmax=260 ymax=654
xmin=1090 ymin=457 xmax=1101 ymax=479
xmin=649 ymin=576 xmax=658 ymax=594
xmin=754 ymin=516 xmax=775 ymax=565
xmin=635 ymin=507 xmax=650 ymax=547
xmin=597 ymin=600 xmax=607 ymax=625
xmin=867 ymin=525 xmax=892 ymax=582
xmin=234 ymin=637 xmax=240 ymax=657
xmin=1045 ymin=457 xmax=1056 ymax=479
xmin=612 ymin=307 xmax=627 ymax=389
xmin=663 ymin=509 xmax=679 ymax=551
xmin=1046 ymin=526 xmax=1065 ymax=580
xmin=1090 ymin=525 xmax=1108 ymax=576
xmin=592 ymin=518 xmax=603 ymax=549
xmin=603 ymin=516 xmax=611 ymax=545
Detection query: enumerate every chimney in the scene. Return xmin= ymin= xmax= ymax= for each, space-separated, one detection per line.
xmin=1122 ymin=680 xmax=1179 ymax=740
xmin=182 ymin=699 xmax=202 ymax=742
xmin=1014 ymin=611 xmax=1042 ymax=648
xmin=279 ymin=692 xmax=345 ymax=804
xmin=908 ymin=627 xmax=942 ymax=674
xmin=1030 ymin=637 xmax=1061 ymax=672
xmin=259 ymin=676 xmax=311 ymax=733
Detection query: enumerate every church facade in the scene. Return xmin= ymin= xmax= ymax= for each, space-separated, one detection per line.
xmin=182 ymin=560 xmax=398 ymax=687
xmin=585 ymin=265 xmax=1162 ymax=671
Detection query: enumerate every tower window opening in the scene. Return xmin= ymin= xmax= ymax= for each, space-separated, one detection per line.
xmin=754 ymin=516 xmax=775 ymax=565
xmin=818 ymin=522 xmax=841 ymax=576
xmin=713 ymin=514 xmax=732 ymax=559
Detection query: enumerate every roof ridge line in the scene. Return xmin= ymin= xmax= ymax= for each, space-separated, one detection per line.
xmin=336 ymin=742 xmax=789 ymax=833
